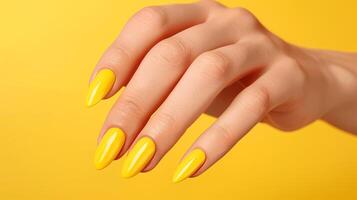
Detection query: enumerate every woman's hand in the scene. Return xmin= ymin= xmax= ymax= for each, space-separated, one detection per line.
xmin=87 ymin=0 xmax=357 ymax=182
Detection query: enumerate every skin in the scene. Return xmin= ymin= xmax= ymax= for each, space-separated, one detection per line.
xmin=90 ymin=0 xmax=357 ymax=176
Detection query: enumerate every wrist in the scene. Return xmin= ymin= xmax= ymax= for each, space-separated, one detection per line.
xmin=313 ymin=49 xmax=357 ymax=108
xmin=287 ymin=45 xmax=357 ymax=113
xmin=309 ymin=49 xmax=357 ymax=133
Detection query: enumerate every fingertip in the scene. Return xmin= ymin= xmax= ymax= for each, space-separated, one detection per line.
xmin=85 ymin=69 xmax=116 ymax=107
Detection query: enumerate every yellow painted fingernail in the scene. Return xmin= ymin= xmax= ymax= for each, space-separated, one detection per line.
xmin=94 ymin=128 xmax=125 ymax=170
xmin=121 ymin=137 xmax=156 ymax=178
xmin=172 ymin=149 xmax=206 ymax=183
xmin=86 ymin=69 xmax=115 ymax=107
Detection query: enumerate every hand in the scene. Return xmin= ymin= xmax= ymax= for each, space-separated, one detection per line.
xmin=87 ymin=0 xmax=357 ymax=182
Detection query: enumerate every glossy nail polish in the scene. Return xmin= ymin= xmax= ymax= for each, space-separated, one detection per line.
xmin=172 ymin=149 xmax=206 ymax=183
xmin=94 ymin=128 xmax=125 ymax=170
xmin=121 ymin=137 xmax=156 ymax=178
xmin=86 ymin=69 xmax=115 ymax=107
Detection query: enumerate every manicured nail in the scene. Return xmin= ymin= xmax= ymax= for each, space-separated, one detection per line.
xmin=94 ymin=128 xmax=125 ymax=170
xmin=86 ymin=69 xmax=115 ymax=107
xmin=172 ymin=149 xmax=206 ymax=183
xmin=121 ymin=137 xmax=156 ymax=178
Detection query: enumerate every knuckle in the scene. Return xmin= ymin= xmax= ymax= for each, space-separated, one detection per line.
xmin=244 ymin=85 xmax=270 ymax=116
xmin=97 ymin=44 xmax=131 ymax=69
xmin=232 ymin=7 xmax=252 ymax=17
xmin=214 ymin=123 xmax=236 ymax=145
xmin=282 ymin=57 xmax=300 ymax=68
xmin=152 ymin=38 xmax=189 ymax=65
xmin=253 ymin=86 xmax=270 ymax=114
xmin=114 ymin=93 xmax=144 ymax=120
xmin=280 ymin=57 xmax=307 ymax=86
xmin=109 ymin=44 xmax=131 ymax=62
xmin=195 ymin=51 xmax=230 ymax=82
xmin=200 ymin=0 xmax=226 ymax=9
xmin=230 ymin=7 xmax=259 ymax=29
xmin=246 ymin=34 xmax=274 ymax=59
xmin=150 ymin=110 xmax=177 ymax=133
xmin=254 ymin=34 xmax=273 ymax=46
xmin=133 ymin=6 xmax=167 ymax=27
xmin=234 ymin=44 xmax=249 ymax=62
xmin=279 ymin=57 xmax=304 ymax=75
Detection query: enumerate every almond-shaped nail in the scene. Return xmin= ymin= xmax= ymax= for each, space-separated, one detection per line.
xmin=172 ymin=149 xmax=206 ymax=183
xmin=86 ymin=69 xmax=115 ymax=107
xmin=94 ymin=128 xmax=125 ymax=170
xmin=121 ymin=137 xmax=156 ymax=178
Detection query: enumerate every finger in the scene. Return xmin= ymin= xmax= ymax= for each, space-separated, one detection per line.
xmin=173 ymin=58 xmax=305 ymax=182
xmin=87 ymin=2 xmax=208 ymax=107
xmin=120 ymin=41 xmax=269 ymax=178
xmin=101 ymin=20 xmax=238 ymax=160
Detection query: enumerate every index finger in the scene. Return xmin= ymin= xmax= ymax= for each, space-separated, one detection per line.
xmin=86 ymin=2 xmax=208 ymax=107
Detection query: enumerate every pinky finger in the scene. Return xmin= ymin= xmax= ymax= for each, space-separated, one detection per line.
xmin=172 ymin=58 xmax=305 ymax=183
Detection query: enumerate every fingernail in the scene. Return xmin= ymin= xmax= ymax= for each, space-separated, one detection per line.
xmin=172 ymin=149 xmax=206 ymax=183
xmin=121 ymin=137 xmax=156 ymax=178
xmin=94 ymin=128 xmax=125 ymax=170
xmin=86 ymin=69 xmax=115 ymax=107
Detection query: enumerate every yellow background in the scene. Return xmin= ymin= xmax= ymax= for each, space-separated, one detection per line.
xmin=1 ymin=0 xmax=357 ymax=199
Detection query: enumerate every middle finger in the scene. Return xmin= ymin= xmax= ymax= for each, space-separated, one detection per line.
xmin=100 ymin=20 xmax=238 ymax=161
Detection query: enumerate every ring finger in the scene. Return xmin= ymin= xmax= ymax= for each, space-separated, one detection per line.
xmin=121 ymin=39 xmax=270 ymax=178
